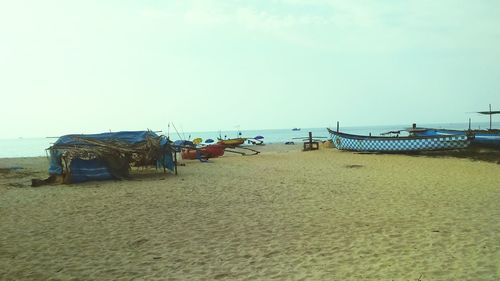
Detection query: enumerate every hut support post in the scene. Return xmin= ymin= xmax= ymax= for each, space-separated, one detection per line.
xmin=174 ymin=152 xmax=178 ymax=175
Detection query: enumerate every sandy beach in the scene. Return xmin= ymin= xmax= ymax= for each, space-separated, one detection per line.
xmin=1 ymin=144 xmax=500 ymax=280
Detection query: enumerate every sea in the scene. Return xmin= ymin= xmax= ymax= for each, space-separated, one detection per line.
xmin=1 ymin=122 xmax=498 ymax=158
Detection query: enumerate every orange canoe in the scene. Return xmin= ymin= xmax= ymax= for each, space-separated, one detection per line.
xmin=181 ymin=144 xmax=225 ymax=160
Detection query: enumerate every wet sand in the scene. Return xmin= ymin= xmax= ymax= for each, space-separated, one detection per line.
xmin=1 ymin=144 xmax=500 ymax=280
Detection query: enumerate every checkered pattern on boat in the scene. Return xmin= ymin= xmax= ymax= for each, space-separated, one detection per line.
xmin=331 ymin=134 xmax=469 ymax=152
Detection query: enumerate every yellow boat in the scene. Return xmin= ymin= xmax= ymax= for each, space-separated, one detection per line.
xmin=217 ymin=138 xmax=247 ymax=147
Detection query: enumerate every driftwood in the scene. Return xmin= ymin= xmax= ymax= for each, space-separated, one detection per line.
xmin=31 ymin=174 xmax=63 ymax=187
xmin=222 ymin=146 xmax=260 ymax=156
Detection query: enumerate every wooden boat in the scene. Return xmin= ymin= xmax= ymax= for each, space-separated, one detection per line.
xmin=217 ymin=138 xmax=247 ymax=147
xmin=410 ymin=105 xmax=500 ymax=148
xmin=411 ymin=128 xmax=500 ymax=148
xmin=181 ymin=144 xmax=225 ymax=160
xmin=327 ymin=128 xmax=471 ymax=152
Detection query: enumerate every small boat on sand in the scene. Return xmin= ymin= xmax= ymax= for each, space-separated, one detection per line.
xmin=327 ymin=128 xmax=471 ymax=152
xmin=181 ymin=144 xmax=225 ymax=160
xmin=217 ymin=138 xmax=247 ymax=147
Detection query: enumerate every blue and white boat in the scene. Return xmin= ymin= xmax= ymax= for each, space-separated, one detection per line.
xmin=410 ymin=104 xmax=500 ymax=148
xmin=411 ymin=128 xmax=500 ymax=148
xmin=327 ymin=128 xmax=471 ymax=152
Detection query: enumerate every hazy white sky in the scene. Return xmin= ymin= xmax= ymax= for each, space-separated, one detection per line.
xmin=1 ymin=0 xmax=499 ymax=138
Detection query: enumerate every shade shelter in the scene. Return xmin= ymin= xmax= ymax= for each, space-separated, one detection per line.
xmin=47 ymin=131 xmax=175 ymax=184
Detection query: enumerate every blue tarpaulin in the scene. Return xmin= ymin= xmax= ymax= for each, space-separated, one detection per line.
xmin=172 ymin=140 xmax=194 ymax=152
xmin=173 ymin=140 xmax=194 ymax=147
xmin=69 ymin=158 xmax=114 ymax=183
xmin=48 ymin=130 xmax=175 ymax=183
xmin=54 ymin=131 xmax=160 ymax=146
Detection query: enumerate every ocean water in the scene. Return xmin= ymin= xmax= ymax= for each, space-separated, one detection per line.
xmin=0 ymin=122 xmax=497 ymax=158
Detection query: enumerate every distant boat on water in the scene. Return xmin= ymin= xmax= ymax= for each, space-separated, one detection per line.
xmin=292 ymin=128 xmax=301 ymax=131
xmin=327 ymin=128 xmax=471 ymax=152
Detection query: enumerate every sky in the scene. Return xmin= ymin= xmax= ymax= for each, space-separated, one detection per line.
xmin=1 ymin=0 xmax=500 ymax=138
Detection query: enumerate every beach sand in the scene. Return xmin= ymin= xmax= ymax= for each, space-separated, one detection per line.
xmin=1 ymin=144 xmax=500 ymax=280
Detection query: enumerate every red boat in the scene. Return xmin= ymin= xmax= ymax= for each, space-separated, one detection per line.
xmin=181 ymin=144 xmax=225 ymax=160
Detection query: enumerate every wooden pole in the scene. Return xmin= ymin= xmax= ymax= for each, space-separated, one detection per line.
xmin=489 ymin=104 xmax=492 ymax=130
xmin=468 ymin=118 xmax=471 ymax=131
xmin=336 ymin=121 xmax=339 ymax=132
xmin=308 ymin=132 xmax=313 ymax=147
xmin=174 ymin=151 xmax=178 ymax=175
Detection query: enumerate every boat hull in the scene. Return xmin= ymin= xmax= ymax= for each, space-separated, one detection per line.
xmin=412 ymin=129 xmax=500 ymax=147
xmin=328 ymin=128 xmax=471 ymax=152
xmin=217 ymin=138 xmax=246 ymax=147
xmin=409 ymin=105 xmax=500 ymax=147
xmin=181 ymin=145 xmax=225 ymax=160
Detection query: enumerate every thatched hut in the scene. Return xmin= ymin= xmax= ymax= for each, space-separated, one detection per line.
xmin=36 ymin=131 xmax=175 ymax=185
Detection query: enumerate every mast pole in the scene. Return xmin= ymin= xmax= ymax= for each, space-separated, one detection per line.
xmin=489 ymin=104 xmax=492 ymax=130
